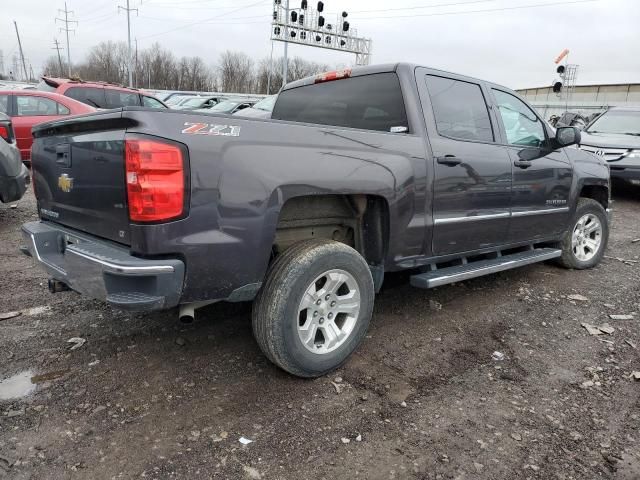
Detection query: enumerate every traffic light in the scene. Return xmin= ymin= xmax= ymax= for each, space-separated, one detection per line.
xmin=317 ymin=1 xmax=324 ymax=12
xmin=553 ymin=65 xmax=566 ymax=94
xmin=291 ymin=11 xmax=297 ymax=22
xmin=301 ymin=0 xmax=307 ymax=9
xmin=318 ymin=15 xmax=325 ymax=27
xmin=343 ymin=21 xmax=349 ymax=32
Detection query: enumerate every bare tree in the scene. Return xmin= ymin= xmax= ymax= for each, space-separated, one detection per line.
xmin=42 ymin=55 xmax=68 ymax=78
xmin=36 ymin=42 xmax=335 ymax=94
xmin=254 ymin=56 xmax=330 ymax=94
xmin=218 ymin=51 xmax=255 ymax=93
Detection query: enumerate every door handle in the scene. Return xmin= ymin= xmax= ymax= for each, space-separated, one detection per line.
xmin=514 ymin=160 xmax=532 ymax=169
xmin=437 ymin=155 xmax=462 ymax=166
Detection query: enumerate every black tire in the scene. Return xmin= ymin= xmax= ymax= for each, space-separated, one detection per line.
xmin=556 ymin=198 xmax=609 ymax=269
xmin=252 ymin=239 xmax=374 ymax=378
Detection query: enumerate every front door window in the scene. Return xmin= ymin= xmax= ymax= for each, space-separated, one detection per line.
xmin=492 ymin=89 xmax=545 ymax=147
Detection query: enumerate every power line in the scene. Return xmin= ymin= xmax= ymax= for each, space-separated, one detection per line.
xmin=56 ymin=2 xmax=77 ymax=77
xmin=119 ymin=0 xmax=139 ymax=87
xmin=350 ymin=0 xmax=497 ymax=14
xmin=354 ymin=0 xmax=602 ymax=20
xmin=137 ymin=0 xmax=268 ymax=40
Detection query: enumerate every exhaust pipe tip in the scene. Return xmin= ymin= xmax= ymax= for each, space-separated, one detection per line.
xmin=177 ymin=300 xmax=218 ymax=324
xmin=48 ymin=279 xmax=70 ymax=293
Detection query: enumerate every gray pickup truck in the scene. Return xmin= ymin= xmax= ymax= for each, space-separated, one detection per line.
xmin=22 ymin=63 xmax=611 ymax=377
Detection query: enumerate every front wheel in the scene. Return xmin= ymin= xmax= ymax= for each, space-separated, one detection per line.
xmin=556 ymin=198 xmax=609 ymax=269
xmin=252 ymin=239 xmax=374 ymax=378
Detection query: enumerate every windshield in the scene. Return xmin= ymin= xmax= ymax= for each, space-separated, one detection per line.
xmin=253 ymin=95 xmax=277 ymax=112
xmin=586 ymin=109 xmax=640 ymax=135
xmin=36 ymin=80 xmax=57 ymax=92
xmin=210 ymin=101 xmax=239 ymax=112
xmin=166 ymin=96 xmax=187 ymax=105
xmin=181 ymin=97 xmax=206 ymax=107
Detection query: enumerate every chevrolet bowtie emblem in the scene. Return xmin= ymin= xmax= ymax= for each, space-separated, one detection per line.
xmin=58 ymin=173 xmax=74 ymax=193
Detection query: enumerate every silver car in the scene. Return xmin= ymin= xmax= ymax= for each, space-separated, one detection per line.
xmin=0 ymin=113 xmax=30 ymax=203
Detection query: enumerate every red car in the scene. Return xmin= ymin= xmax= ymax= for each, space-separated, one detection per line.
xmin=0 ymin=90 xmax=95 ymax=162
xmin=37 ymin=77 xmax=168 ymax=110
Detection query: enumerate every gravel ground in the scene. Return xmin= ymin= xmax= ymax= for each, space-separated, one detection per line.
xmin=1 ymin=188 xmax=639 ymax=480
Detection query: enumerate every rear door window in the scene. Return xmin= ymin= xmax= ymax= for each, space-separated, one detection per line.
xmin=16 ymin=96 xmax=63 ymax=116
xmin=65 ymin=87 xmax=107 ymax=109
xmin=0 ymin=95 xmax=9 ymax=114
xmin=105 ymin=89 xmax=141 ymax=108
xmin=424 ymin=75 xmax=494 ymax=142
xmin=272 ymin=72 xmax=409 ymax=133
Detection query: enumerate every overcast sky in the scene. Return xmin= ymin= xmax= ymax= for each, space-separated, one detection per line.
xmin=3 ymin=0 xmax=639 ymax=89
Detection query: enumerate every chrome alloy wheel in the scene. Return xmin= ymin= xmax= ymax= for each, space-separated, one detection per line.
xmin=297 ymin=269 xmax=361 ymax=355
xmin=572 ymin=213 xmax=603 ymax=262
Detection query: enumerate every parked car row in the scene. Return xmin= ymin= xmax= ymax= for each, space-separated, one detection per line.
xmin=161 ymin=91 xmax=276 ymax=117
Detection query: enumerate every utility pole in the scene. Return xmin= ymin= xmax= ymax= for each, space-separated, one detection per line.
xmin=13 ymin=21 xmax=29 ymax=82
xmin=29 ymin=63 xmax=35 ymax=82
xmin=134 ymin=38 xmax=138 ymax=88
xmin=267 ymin=40 xmax=274 ymax=95
xmin=282 ymin=0 xmax=289 ymax=85
xmin=56 ymin=3 xmax=77 ymax=77
xmin=52 ymin=39 xmax=64 ymax=77
xmin=119 ymin=0 xmax=138 ymax=87
xmin=12 ymin=54 xmax=19 ymax=80
xmin=0 ymin=50 xmax=4 ymax=77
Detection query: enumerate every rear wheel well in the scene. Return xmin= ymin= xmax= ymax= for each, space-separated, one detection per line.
xmin=273 ymin=194 xmax=389 ymax=266
xmin=580 ymin=185 xmax=609 ymax=209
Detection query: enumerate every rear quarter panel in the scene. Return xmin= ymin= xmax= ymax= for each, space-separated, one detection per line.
xmin=122 ymin=109 xmax=427 ymax=302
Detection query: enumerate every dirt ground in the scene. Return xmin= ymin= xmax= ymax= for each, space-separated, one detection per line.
xmin=1 ymin=187 xmax=639 ymax=480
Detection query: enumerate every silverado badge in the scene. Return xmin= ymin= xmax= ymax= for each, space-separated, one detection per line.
xmin=58 ymin=173 xmax=74 ymax=193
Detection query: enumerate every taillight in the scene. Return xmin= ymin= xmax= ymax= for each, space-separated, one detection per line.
xmin=125 ymin=138 xmax=185 ymax=222
xmin=0 ymin=124 xmax=11 ymax=142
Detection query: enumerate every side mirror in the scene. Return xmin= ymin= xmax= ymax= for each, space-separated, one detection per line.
xmin=555 ymin=126 xmax=581 ymax=148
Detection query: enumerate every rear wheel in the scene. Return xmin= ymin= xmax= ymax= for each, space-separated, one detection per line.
xmin=252 ymin=239 xmax=374 ymax=378
xmin=556 ymin=198 xmax=608 ymax=269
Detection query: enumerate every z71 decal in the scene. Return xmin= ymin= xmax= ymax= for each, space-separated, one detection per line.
xmin=181 ymin=122 xmax=241 ymax=137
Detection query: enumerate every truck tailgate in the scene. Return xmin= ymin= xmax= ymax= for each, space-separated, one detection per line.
xmin=32 ymin=111 xmax=132 ymax=244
